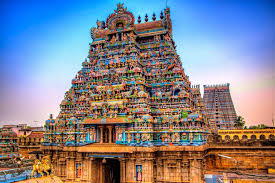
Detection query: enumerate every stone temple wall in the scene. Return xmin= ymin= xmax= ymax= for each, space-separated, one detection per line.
xmin=42 ymin=137 xmax=275 ymax=183
xmin=206 ymin=146 xmax=275 ymax=174
xmin=205 ymin=135 xmax=275 ymax=174
xmin=43 ymin=145 xmax=207 ymax=183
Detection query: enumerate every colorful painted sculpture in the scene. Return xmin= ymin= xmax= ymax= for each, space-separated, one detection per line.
xmin=43 ymin=3 xmax=208 ymax=147
xmin=31 ymin=156 xmax=52 ymax=178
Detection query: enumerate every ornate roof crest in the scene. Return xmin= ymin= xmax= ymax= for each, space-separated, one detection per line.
xmin=115 ymin=3 xmax=127 ymax=14
xmin=106 ymin=4 xmax=135 ymax=29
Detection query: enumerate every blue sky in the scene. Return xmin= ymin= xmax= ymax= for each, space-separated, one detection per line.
xmin=0 ymin=0 xmax=274 ymax=127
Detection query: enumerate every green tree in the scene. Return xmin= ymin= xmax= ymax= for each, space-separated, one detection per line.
xmin=257 ymin=124 xmax=268 ymax=129
xmin=249 ymin=124 xmax=268 ymax=129
xmin=249 ymin=125 xmax=257 ymax=129
xmin=235 ymin=116 xmax=245 ymax=129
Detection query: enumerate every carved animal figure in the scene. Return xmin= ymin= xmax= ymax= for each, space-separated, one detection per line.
xmin=31 ymin=155 xmax=52 ymax=178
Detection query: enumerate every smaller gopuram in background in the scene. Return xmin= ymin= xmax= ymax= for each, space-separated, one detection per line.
xmin=203 ymin=83 xmax=237 ymax=130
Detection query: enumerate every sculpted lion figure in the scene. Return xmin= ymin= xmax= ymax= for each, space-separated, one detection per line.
xmin=31 ymin=155 xmax=53 ymax=178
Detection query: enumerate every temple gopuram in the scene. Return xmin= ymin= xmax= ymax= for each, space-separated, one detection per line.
xmin=203 ymin=84 xmax=237 ymax=130
xmin=43 ymin=4 xmax=210 ymax=183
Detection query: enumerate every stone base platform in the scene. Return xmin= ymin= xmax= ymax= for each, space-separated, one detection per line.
xmin=17 ymin=176 xmax=63 ymax=183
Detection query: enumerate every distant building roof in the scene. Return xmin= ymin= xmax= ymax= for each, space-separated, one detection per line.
xmin=28 ymin=131 xmax=44 ymax=138
xmin=0 ymin=131 xmax=17 ymax=137
xmin=2 ymin=125 xmax=17 ymax=128
xmin=29 ymin=127 xmax=44 ymax=131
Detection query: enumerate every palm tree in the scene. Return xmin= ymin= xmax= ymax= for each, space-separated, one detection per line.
xmin=235 ymin=116 xmax=245 ymax=129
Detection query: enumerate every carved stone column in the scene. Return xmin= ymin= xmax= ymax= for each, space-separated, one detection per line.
xmin=147 ymin=158 xmax=154 ymax=182
xmin=108 ymin=126 xmax=113 ymax=143
xmin=81 ymin=157 xmax=89 ymax=181
xmin=90 ymin=157 xmax=98 ymax=183
xmin=66 ymin=156 xmax=76 ymax=181
xmin=126 ymin=158 xmax=135 ymax=182
xmin=189 ymin=156 xmax=203 ymax=183
xmin=99 ymin=126 xmax=103 ymax=143
xmin=181 ymin=154 xmax=189 ymax=183
xmin=120 ymin=158 xmax=126 ymax=183
xmin=155 ymin=155 xmax=163 ymax=182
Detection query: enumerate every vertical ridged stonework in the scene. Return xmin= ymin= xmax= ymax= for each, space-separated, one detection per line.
xmin=203 ymin=83 xmax=237 ymax=130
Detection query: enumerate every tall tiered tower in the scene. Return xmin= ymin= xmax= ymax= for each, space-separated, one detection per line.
xmin=203 ymin=83 xmax=237 ymax=130
xmin=43 ymin=4 xmax=208 ymax=147
xmin=43 ymin=4 xmax=209 ymax=183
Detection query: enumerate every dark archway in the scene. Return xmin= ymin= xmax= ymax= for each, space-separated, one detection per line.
xmin=225 ymin=135 xmax=230 ymax=140
xmin=251 ymin=135 xmax=256 ymax=140
xmin=174 ymin=89 xmax=180 ymax=96
xmin=269 ymin=134 xmax=275 ymax=141
xmin=104 ymin=158 xmax=120 ymax=183
xmin=260 ymin=135 xmax=266 ymax=140
xmin=233 ymin=135 xmax=239 ymax=141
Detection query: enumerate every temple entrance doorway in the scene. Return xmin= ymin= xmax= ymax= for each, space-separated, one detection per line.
xmin=103 ymin=158 xmax=120 ymax=183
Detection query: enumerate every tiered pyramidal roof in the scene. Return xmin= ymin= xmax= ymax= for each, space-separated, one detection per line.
xmin=203 ymin=84 xmax=237 ymax=130
xmin=44 ymin=4 xmax=209 ymax=146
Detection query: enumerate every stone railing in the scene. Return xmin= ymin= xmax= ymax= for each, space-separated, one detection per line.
xmin=207 ymin=133 xmax=275 ymax=146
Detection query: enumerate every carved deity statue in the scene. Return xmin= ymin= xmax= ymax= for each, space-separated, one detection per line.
xmin=90 ymin=128 xmax=96 ymax=142
xmin=122 ymin=33 xmax=128 ymax=42
xmin=155 ymin=35 xmax=160 ymax=42
xmin=110 ymin=35 xmax=116 ymax=43
xmin=129 ymin=32 xmax=136 ymax=42
xmin=127 ymin=133 xmax=132 ymax=143
xmin=96 ymin=20 xmax=105 ymax=30
xmin=165 ymin=34 xmax=171 ymax=42
xmin=190 ymin=133 xmax=193 ymax=143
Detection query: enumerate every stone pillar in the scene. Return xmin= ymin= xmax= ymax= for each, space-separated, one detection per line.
xmin=181 ymin=157 xmax=189 ymax=183
xmin=148 ymin=159 xmax=154 ymax=182
xmin=56 ymin=159 xmax=62 ymax=177
xmin=66 ymin=157 xmax=75 ymax=180
xmin=126 ymin=158 xmax=135 ymax=182
xmin=99 ymin=126 xmax=103 ymax=143
xmin=176 ymin=158 xmax=181 ymax=182
xmin=120 ymin=158 xmax=126 ymax=183
xmin=52 ymin=156 xmax=58 ymax=176
xmin=189 ymin=157 xmax=203 ymax=183
xmin=90 ymin=157 xmax=98 ymax=183
xmin=163 ymin=159 xmax=167 ymax=181
xmin=82 ymin=157 xmax=89 ymax=181
xmin=156 ymin=157 xmax=163 ymax=182
xmin=108 ymin=126 xmax=112 ymax=143
xmin=141 ymin=159 xmax=145 ymax=182
xmin=100 ymin=160 xmax=103 ymax=183
xmin=197 ymin=158 xmax=204 ymax=182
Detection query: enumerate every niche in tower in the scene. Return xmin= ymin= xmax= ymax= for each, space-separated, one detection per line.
xmin=118 ymin=33 xmax=122 ymax=41
xmin=116 ymin=22 xmax=124 ymax=28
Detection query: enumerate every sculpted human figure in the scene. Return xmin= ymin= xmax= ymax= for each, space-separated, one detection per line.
xmin=190 ymin=133 xmax=193 ymax=143
xmin=155 ymin=35 xmax=160 ymax=42
xmin=127 ymin=133 xmax=131 ymax=143
xmin=129 ymin=31 xmax=136 ymax=42
xmin=136 ymin=133 xmax=140 ymax=143
xmin=122 ymin=33 xmax=128 ymax=42
xmin=165 ymin=34 xmax=171 ymax=42
xmin=110 ymin=35 xmax=116 ymax=43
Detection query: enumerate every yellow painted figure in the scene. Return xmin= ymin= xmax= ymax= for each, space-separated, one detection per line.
xmin=31 ymin=155 xmax=52 ymax=178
